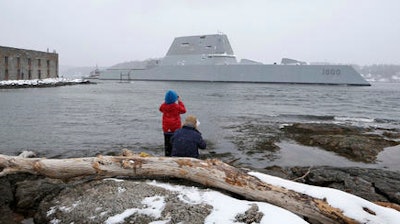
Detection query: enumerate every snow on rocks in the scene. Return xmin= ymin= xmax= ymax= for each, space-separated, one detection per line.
xmin=0 ymin=78 xmax=92 ymax=88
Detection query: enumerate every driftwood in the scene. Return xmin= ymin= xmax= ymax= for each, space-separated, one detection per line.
xmin=0 ymin=153 xmax=361 ymax=223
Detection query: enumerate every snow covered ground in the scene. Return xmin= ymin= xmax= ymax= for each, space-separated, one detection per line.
xmin=101 ymin=172 xmax=400 ymax=224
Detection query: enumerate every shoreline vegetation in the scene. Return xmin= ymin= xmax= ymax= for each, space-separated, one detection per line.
xmin=0 ymin=78 xmax=93 ymax=89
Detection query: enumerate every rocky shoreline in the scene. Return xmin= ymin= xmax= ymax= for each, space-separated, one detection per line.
xmin=1 ymin=122 xmax=399 ymax=223
xmin=1 ymin=166 xmax=399 ymax=223
xmin=225 ymin=122 xmax=400 ymax=165
xmin=282 ymin=123 xmax=399 ymax=163
xmin=0 ymin=78 xmax=93 ymax=89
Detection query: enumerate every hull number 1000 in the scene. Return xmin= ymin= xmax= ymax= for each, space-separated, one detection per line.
xmin=322 ymin=69 xmax=341 ymax=75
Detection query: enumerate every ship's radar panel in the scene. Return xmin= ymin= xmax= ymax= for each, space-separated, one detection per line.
xmin=166 ymin=34 xmax=234 ymax=56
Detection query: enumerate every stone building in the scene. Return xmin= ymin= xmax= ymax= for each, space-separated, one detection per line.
xmin=0 ymin=46 xmax=58 ymax=81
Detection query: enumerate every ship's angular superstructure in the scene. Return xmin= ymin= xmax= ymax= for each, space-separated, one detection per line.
xmin=100 ymin=34 xmax=370 ymax=86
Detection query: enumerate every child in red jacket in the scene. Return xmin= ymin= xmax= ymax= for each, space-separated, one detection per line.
xmin=159 ymin=90 xmax=186 ymax=156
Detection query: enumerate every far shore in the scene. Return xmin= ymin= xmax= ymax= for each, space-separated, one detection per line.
xmin=0 ymin=78 xmax=93 ymax=89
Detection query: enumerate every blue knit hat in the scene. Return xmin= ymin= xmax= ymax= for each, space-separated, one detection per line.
xmin=165 ymin=90 xmax=178 ymax=104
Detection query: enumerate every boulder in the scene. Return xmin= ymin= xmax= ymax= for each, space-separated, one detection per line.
xmin=35 ymin=179 xmax=212 ymax=224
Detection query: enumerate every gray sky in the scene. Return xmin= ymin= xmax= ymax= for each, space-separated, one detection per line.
xmin=1 ymin=0 xmax=399 ymax=67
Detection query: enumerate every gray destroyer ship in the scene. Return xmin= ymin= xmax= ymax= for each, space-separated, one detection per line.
xmin=100 ymin=34 xmax=370 ymax=86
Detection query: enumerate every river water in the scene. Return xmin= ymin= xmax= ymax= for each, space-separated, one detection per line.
xmin=1 ymin=81 xmax=399 ymax=171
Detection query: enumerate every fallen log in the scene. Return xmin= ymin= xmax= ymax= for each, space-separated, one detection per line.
xmin=0 ymin=153 xmax=363 ymax=223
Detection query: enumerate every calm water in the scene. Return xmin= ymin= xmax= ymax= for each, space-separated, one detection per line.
xmin=1 ymin=81 xmax=399 ymax=171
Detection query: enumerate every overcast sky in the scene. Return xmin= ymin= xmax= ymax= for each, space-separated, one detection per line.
xmin=1 ymin=0 xmax=399 ymax=67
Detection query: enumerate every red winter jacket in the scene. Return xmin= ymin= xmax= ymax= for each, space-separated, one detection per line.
xmin=159 ymin=100 xmax=186 ymax=133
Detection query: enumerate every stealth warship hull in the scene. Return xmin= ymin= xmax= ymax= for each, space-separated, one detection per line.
xmin=100 ymin=34 xmax=370 ymax=86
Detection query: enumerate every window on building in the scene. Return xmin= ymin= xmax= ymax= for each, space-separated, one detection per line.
xmin=28 ymin=58 xmax=31 ymax=66
xmin=17 ymin=57 xmax=20 ymax=68
xmin=38 ymin=70 xmax=41 ymax=79
xmin=5 ymin=56 xmax=8 ymax=65
xmin=47 ymin=60 xmax=50 ymax=68
xmin=28 ymin=70 xmax=32 ymax=79
xmin=38 ymin=59 xmax=41 ymax=67
xmin=17 ymin=69 xmax=21 ymax=80
xmin=21 ymin=72 xmax=24 ymax=79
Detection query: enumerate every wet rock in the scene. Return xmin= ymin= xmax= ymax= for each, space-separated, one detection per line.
xmin=0 ymin=206 xmax=20 ymax=224
xmin=383 ymin=131 xmax=400 ymax=139
xmin=235 ymin=203 xmax=263 ymax=224
xmin=282 ymin=123 xmax=399 ymax=162
xmin=163 ymin=197 xmax=213 ymax=224
xmin=0 ymin=174 xmax=42 ymax=223
xmin=15 ymin=178 xmax=65 ymax=214
xmin=226 ymin=120 xmax=281 ymax=159
xmin=0 ymin=177 xmax=14 ymax=206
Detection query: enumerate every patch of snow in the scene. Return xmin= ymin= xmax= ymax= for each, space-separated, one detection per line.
xmin=103 ymin=178 xmax=125 ymax=182
xmin=47 ymin=206 xmax=57 ymax=217
xmin=117 ymin=187 xmax=126 ymax=193
xmin=334 ymin=116 xmax=374 ymax=123
xmin=392 ymin=75 xmax=400 ymax=80
xmin=100 ymin=211 xmax=109 ymax=217
xmin=49 ymin=219 xmax=61 ymax=224
xmin=104 ymin=196 xmax=166 ymax=224
xmin=58 ymin=206 xmax=73 ymax=213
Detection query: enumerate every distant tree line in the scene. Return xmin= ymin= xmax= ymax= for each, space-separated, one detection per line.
xmin=353 ymin=64 xmax=400 ymax=82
